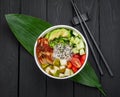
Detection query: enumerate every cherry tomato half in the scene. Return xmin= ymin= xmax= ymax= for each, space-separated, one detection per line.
xmin=72 ymin=54 xmax=81 ymax=59
xmin=70 ymin=57 xmax=81 ymax=68
xmin=80 ymin=54 xmax=86 ymax=65
xmin=67 ymin=61 xmax=72 ymax=69
xmin=72 ymin=66 xmax=78 ymax=73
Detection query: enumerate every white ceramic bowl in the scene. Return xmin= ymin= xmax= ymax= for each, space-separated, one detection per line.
xmin=34 ymin=25 xmax=89 ymax=79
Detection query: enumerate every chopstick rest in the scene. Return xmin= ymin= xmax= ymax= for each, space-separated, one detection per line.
xmin=72 ymin=13 xmax=89 ymax=25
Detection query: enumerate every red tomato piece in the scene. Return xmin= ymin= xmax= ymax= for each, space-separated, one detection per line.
xmin=80 ymin=54 xmax=86 ymax=65
xmin=67 ymin=61 xmax=72 ymax=69
xmin=72 ymin=66 xmax=78 ymax=73
xmin=70 ymin=57 xmax=81 ymax=68
xmin=72 ymin=54 xmax=81 ymax=59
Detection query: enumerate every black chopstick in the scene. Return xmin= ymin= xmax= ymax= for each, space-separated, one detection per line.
xmin=73 ymin=2 xmax=113 ymax=77
xmin=71 ymin=0 xmax=103 ymax=75
xmin=71 ymin=0 xmax=114 ymax=77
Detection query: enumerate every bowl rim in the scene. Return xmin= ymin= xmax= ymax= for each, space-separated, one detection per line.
xmin=34 ymin=25 xmax=89 ymax=79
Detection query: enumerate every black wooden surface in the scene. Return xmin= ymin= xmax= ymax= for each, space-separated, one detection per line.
xmin=0 ymin=0 xmax=120 ymax=97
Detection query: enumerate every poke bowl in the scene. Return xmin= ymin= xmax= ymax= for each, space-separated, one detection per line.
xmin=34 ymin=25 xmax=89 ymax=79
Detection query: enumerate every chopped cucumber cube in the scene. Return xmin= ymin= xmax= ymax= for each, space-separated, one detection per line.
xmin=72 ymin=48 xmax=79 ymax=53
xmin=74 ymin=37 xmax=80 ymax=44
xmin=70 ymin=37 xmax=74 ymax=43
xmin=80 ymin=49 xmax=85 ymax=55
xmin=78 ymin=35 xmax=82 ymax=39
xmin=76 ymin=40 xmax=85 ymax=49
xmin=73 ymin=31 xmax=79 ymax=36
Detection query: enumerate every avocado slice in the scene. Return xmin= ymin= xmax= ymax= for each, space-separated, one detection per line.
xmin=48 ymin=28 xmax=71 ymax=41
xmin=45 ymin=33 xmax=50 ymax=38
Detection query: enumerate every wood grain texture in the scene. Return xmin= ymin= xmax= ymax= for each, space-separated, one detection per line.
xmin=73 ymin=0 xmax=100 ymax=97
xmin=0 ymin=0 xmax=120 ymax=97
xmin=0 ymin=0 xmax=20 ymax=97
xmin=100 ymin=0 xmax=120 ymax=97
xmin=19 ymin=0 xmax=47 ymax=97
xmin=47 ymin=0 xmax=74 ymax=97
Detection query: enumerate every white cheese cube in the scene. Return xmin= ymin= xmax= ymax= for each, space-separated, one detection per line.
xmin=64 ymin=68 xmax=71 ymax=76
xmin=60 ymin=59 xmax=67 ymax=66
xmin=50 ymin=69 xmax=56 ymax=75
xmin=60 ymin=66 xmax=65 ymax=70
xmin=70 ymin=70 xmax=74 ymax=75
xmin=45 ymin=67 xmax=51 ymax=74
xmin=53 ymin=66 xmax=59 ymax=71
xmin=59 ymin=73 xmax=65 ymax=78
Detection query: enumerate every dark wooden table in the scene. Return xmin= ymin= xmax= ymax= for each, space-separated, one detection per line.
xmin=0 ymin=0 xmax=120 ymax=97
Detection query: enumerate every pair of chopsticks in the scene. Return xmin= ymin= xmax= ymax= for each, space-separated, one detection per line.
xmin=71 ymin=0 xmax=113 ymax=77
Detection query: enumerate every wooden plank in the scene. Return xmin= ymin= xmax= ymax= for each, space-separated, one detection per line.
xmin=100 ymin=0 xmax=120 ymax=97
xmin=0 ymin=0 xmax=20 ymax=97
xmin=74 ymin=0 xmax=100 ymax=97
xmin=19 ymin=0 xmax=47 ymax=97
xmin=46 ymin=0 xmax=73 ymax=97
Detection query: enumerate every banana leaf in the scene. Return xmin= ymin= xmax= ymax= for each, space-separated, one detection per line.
xmin=5 ymin=14 xmax=105 ymax=95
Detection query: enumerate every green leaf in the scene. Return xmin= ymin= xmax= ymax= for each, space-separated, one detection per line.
xmin=5 ymin=14 xmax=105 ymax=96
xmin=71 ymin=63 xmax=106 ymax=96
xmin=5 ymin=14 xmax=52 ymax=55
